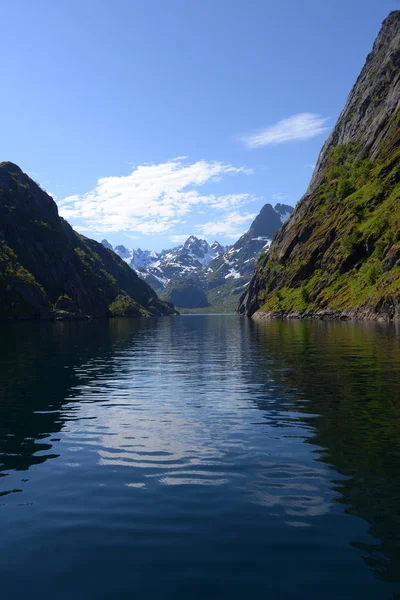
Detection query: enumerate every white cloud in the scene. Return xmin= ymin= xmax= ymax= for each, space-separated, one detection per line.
xmin=305 ymin=163 xmax=316 ymax=169
xmin=241 ymin=113 xmax=328 ymax=148
xmin=59 ymin=158 xmax=253 ymax=235
xmin=196 ymin=211 xmax=257 ymax=239
xmin=169 ymin=234 xmax=192 ymax=244
xmin=72 ymin=224 xmax=96 ymax=233
xmin=272 ymin=193 xmax=288 ymax=201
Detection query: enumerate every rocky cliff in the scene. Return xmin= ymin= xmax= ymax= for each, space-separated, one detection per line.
xmin=0 ymin=163 xmax=176 ymax=319
xmin=239 ymin=12 xmax=400 ymax=322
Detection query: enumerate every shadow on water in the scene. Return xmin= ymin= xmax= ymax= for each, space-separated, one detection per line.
xmin=251 ymin=319 xmax=400 ymax=583
xmin=0 ymin=318 xmax=165 ymax=476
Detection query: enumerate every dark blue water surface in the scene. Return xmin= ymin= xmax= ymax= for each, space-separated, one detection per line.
xmin=1 ymin=315 xmax=400 ymax=599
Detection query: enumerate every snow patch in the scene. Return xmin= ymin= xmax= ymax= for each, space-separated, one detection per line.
xmin=279 ymin=212 xmax=291 ymax=224
xmin=224 ymin=269 xmax=241 ymax=280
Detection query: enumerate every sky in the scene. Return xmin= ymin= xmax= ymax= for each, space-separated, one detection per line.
xmin=1 ymin=0 xmax=397 ymax=251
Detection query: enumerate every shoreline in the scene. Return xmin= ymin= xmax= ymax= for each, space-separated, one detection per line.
xmin=252 ymin=307 xmax=400 ymax=323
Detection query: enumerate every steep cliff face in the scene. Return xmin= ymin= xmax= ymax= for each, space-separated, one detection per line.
xmin=239 ymin=12 xmax=400 ymax=321
xmin=0 ymin=163 xmax=176 ymax=319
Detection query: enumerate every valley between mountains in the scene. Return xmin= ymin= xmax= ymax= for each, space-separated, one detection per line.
xmin=1 ymin=12 xmax=400 ymax=321
xmin=101 ymin=203 xmax=293 ymax=312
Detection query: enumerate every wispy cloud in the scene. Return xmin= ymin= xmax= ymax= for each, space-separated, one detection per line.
xmin=272 ymin=192 xmax=288 ymax=201
xmin=240 ymin=113 xmax=329 ymax=148
xmin=58 ymin=158 xmax=254 ymax=235
xmin=169 ymin=234 xmax=193 ymax=244
xmin=72 ymin=224 xmax=96 ymax=233
xmin=304 ymin=163 xmax=316 ymax=169
xmin=196 ymin=211 xmax=257 ymax=239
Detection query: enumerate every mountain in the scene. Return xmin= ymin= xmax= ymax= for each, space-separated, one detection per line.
xmin=207 ymin=203 xmax=292 ymax=288
xmin=0 ymin=163 xmax=176 ymax=319
xmin=239 ymin=12 xmax=400 ymax=322
xmin=102 ymin=235 xmax=227 ymax=292
xmin=163 ymin=203 xmax=293 ymax=311
xmin=101 ymin=238 xmax=113 ymax=251
xmin=164 ymin=273 xmax=209 ymax=309
xmin=103 ymin=202 xmax=293 ymax=311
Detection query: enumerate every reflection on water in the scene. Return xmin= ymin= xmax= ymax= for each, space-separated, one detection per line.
xmin=0 ymin=316 xmax=400 ymax=599
xmin=253 ymin=320 xmax=400 ymax=584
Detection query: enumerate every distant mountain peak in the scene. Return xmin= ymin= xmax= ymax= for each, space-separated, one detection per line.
xmin=246 ymin=203 xmax=283 ymax=240
xmin=101 ymin=239 xmax=113 ymax=250
xmin=102 ymin=201 xmax=293 ymax=304
xmin=114 ymin=245 xmax=131 ymax=259
xmin=102 ymin=235 xmax=225 ymax=292
xmin=185 ymin=235 xmax=199 ymax=243
xmin=273 ymin=203 xmax=294 ymax=223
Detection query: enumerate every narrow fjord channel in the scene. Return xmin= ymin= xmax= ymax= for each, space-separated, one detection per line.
xmin=1 ymin=315 xmax=400 ymax=599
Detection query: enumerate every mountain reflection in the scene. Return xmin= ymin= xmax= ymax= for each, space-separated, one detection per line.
xmin=1 ymin=316 xmax=400 ymax=591
xmin=0 ymin=319 xmax=153 ymax=476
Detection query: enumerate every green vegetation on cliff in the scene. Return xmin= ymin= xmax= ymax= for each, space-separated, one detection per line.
xmin=108 ymin=294 xmax=148 ymax=317
xmin=256 ymin=142 xmax=400 ymax=315
xmin=0 ymin=241 xmax=50 ymax=318
xmin=239 ymin=12 xmax=400 ymax=321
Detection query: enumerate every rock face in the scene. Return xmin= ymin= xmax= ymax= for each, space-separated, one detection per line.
xmin=164 ymin=274 xmax=209 ymax=309
xmin=239 ymin=12 xmax=400 ymax=322
xmin=0 ymin=163 xmax=176 ymax=319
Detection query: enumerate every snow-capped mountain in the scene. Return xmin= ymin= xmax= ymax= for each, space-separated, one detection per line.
xmin=159 ymin=202 xmax=294 ymax=310
xmin=274 ymin=203 xmax=293 ymax=224
xmin=206 ymin=203 xmax=294 ymax=293
xmin=101 ymin=236 xmax=227 ymax=292
xmin=101 ymin=203 xmax=293 ymax=308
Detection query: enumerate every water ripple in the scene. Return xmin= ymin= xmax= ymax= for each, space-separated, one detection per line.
xmin=0 ymin=316 xmax=399 ymax=598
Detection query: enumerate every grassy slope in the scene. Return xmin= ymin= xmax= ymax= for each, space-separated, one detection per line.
xmin=255 ymin=134 xmax=400 ymax=315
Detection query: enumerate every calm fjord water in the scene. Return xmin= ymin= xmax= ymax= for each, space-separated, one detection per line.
xmin=1 ymin=315 xmax=400 ymax=599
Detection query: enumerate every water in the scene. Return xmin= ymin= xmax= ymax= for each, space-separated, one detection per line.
xmin=1 ymin=315 xmax=400 ymax=599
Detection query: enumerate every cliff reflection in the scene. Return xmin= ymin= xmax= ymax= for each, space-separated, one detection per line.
xmin=252 ymin=319 xmax=400 ymax=582
xmin=0 ymin=319 xmax=156 ymax=476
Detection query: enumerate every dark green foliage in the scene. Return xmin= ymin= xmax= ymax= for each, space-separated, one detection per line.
xmin=341 ymin=229 xmax=362 ymax=255
xmin=164 ymin=275 xmax=209 ymax=309
xmin=0 ymin=241 xmax=51 ymax=318
xmin=300 ymin=286 xmax=310 ymax=304
xmin=108 ymin=294 xmax=146 ymax=317
xmin=366 ymin=261 xmax=382 ymax=285
xmin=337 ymin=179 xmax=355 ymax=201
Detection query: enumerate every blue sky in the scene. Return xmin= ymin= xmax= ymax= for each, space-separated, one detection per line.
xmin=1 ymin=0 xmax=397 ymax=250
